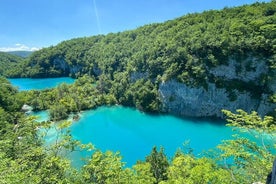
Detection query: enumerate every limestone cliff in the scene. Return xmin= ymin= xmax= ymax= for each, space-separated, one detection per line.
xmin=159 ymin=80 xmax=274 ymax=118
xmin=159 ymin=57 xmax=275 ymax=118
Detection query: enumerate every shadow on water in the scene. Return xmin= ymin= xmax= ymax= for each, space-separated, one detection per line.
xmin=139 ymin=108 xmax=228 ymax=127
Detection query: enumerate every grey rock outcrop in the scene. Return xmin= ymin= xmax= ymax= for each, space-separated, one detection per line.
xmin=53 ymin=58 xmax=69 ymax=71
xmin=158 ymin=55 xmax=275 ymax=118
xmin=70 ymin=65 xmax=82 ymax=75
xmin=130 ymin=72 xmax=149 ymax=82
xmin=209 ymin=56 xmax=269 ymax=82
xmin=159 ymin=80 xmax=275 ymax=118
xmin=21 ymin=104 xmax=33 ymax=114
xmin=53 ymin=57 xmax=83 ymax=75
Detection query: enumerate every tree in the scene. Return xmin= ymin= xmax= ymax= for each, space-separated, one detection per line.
xmin=218 ymin=109 xmax=276 ymax=183
xmin=132 ymin=162 xmax=156 ymax=184
xmin=49 ymin=103 xmax=69 ymax=121
xmin=163 ymin=154 xmax=231 ymax=184
xmin=82 ymin=150 xmax=128 ymax=184
xmin=145 ymin=146 xmax=169 ymax=183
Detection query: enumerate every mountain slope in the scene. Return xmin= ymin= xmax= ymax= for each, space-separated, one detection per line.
xmin=7 ymin=51 xmax=33 ymax=58
xmin=0 ymin=52 xmax=23 ymax=77
xmin=7 ymin=1 xmax=276 ymax=117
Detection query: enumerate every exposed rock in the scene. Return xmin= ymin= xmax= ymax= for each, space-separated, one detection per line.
xmin=53 ymin=57 xmax=83 ymax=75
xmin=130 ymin=72 xmax=149 ymax=82
xmin=21 ymin=104 xmax=33 ymax=112
xmin=158 ymin=55 xmax=275 ymax=118
xmin=53 ymin=58 xmax=69 ymax=71
xmin=209 ymin=56 xmax=269 ymax=82
xmin=21 ymin=104 xmax=33 ymax=114
xmin=70 ymin=65 xmax=82 ymax=75
xmin=159 ymin=80 xmax=275 ymax=118
xmin=73 ymin=114 xmax=80 ymax=121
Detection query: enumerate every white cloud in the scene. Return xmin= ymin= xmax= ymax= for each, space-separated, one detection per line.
xmin=0 ymin=43 xmax=40 ymax=52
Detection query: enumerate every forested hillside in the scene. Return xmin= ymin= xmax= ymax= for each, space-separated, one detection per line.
xmin=0 ymin=52 xmax=23 ymax=77
xmin=7 ymin=51 xmax=33 ymax=58
xmin=15 ymin=1 xmax=275 ymax=81
xmin=3 ymin=1 xmax=276 ymax=117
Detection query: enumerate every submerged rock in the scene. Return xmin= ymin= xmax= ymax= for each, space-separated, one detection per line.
xmin=73 ymin=114 xmax=80 ymax=121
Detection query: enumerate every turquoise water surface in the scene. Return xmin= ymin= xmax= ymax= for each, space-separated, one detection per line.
xmin=68 ymin=106 xmax=236 ymax=167
xmin=9 ymin=77 xmax=75 ymax=91
xmin=32 ymin=106 xmax=274 ymax=167
xmin=34 ymin=107 xmax=236 ymax=167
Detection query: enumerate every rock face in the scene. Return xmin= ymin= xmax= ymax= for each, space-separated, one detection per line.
xmin=209 ymin=56 xmax=269 ymax=82
xmin=53 ymin=58 xmax=68 ymax=72
xmin=158 ymin=56 xmax=275 ymax=118
xmin=70 ymin=65 xmax=82 ymax=75
xmin=159 ymin=80 xmax=275 ymax=118
xmin=53 ymin=57 xmax=83 ymax=76
xmin=130 ymin=72 xmax=149 ymax=82
xmin=53 ymin=57 xmax=103 ymax=77
xmin=21 ymin=104 xmax=33 ymax=114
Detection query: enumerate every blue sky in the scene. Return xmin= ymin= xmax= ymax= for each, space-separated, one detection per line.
xmin=0 ymin=0 xmax=270 ymax=51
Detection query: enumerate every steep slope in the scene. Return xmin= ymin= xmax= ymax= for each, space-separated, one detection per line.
xmin=9 ymin=1 xmax=276 ymax=117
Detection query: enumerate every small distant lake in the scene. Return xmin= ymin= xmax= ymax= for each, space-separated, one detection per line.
xmin=9 ymin=77 xmax=75 ymax=91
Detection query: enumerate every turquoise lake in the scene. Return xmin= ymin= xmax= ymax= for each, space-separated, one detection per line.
xmin=68 ymin=106 xmax=235 ymax=167
xmin=9 ymin=77 xmax=75 ymax=91
xmin=34 ymin=106 xmax=240 ymax=167
xmin=12 ymin=78 xmax=271 ymax=167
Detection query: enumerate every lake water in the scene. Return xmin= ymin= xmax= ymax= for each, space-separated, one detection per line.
xmin=16 ymin=78 xmax=272 ymax=167
xmin=35 ymin=106 xmax=244 ymax=167
xmin=9 ymin=77 xmax=75 ymax=91
xmin=68 ymin=106 xmax=236 ymax=167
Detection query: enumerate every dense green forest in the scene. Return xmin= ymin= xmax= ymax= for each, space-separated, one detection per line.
xmin=0 ymin=52 xmax=23 ymax=77
xmin=0 ymin=1 xmax=276 ymax=183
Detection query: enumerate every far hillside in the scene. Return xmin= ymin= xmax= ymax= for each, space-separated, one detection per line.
xmin=0 ymin=52 xmax=23 ymax=77
xmin=7 ymin=51 xmax=33 ymax=58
